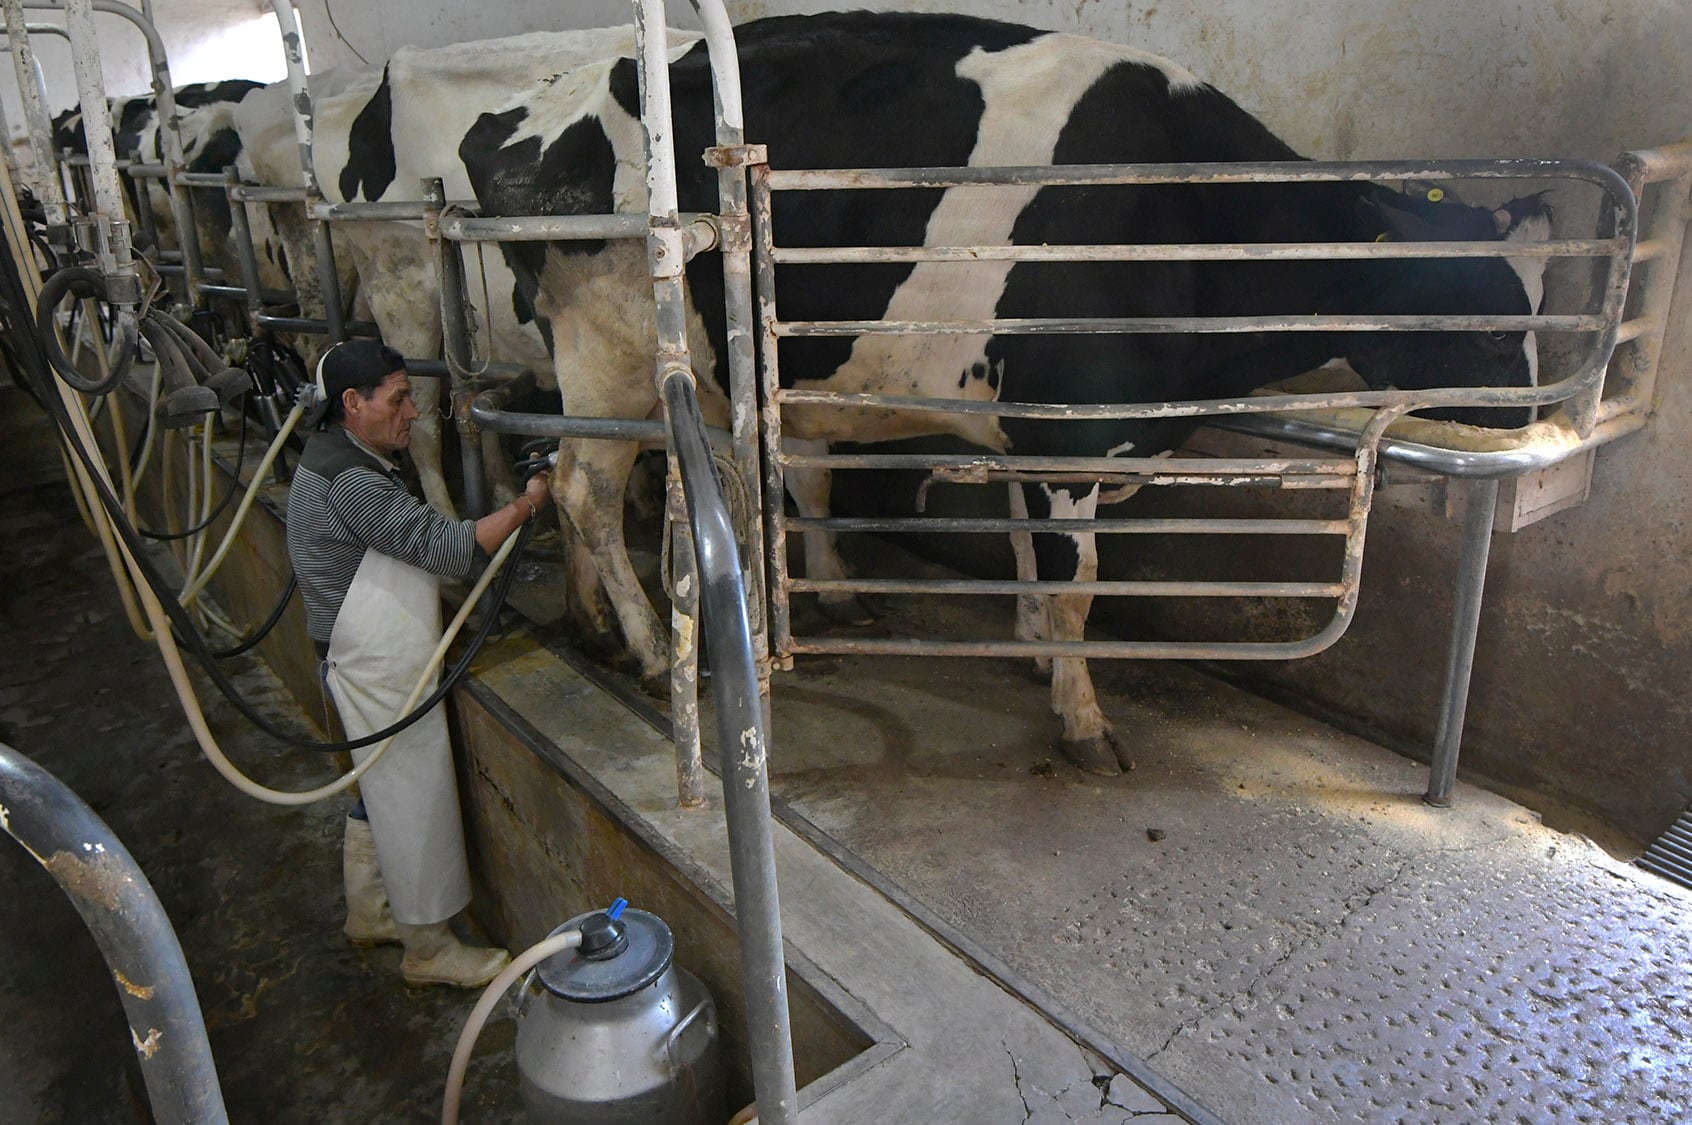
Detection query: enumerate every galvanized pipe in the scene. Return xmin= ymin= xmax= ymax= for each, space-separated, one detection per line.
xmin=783 ymin=450 xmax=1356 ymax=477
xmin=263 ymin=0 xmax=315 ymax=197
xmin=751 ymin=161 xmax=793 ymax=662
xmin=467 ymin=374 xmax=731 ymax=447
xmin=662 ymin=367 xmax=798 ymax=1125
xmin=1425 ymin=477 xmax=1500 ymax=808
xmin=23 ymin=0 xmax=203 ymax=301
xmin=787 ymin=515 xmax=1349 ymax=536
xmin=0 ymin=740 xmax=228 ymax=1125
xmin=791 ymin=577 xmax=1347 ymax=598
xmin=641 ymin=2 xmax=795 ymax=1119
xmin=311 ymin=216 xmax=344 ymax=341
xmin=424 ymin=177 xmax=486 ymax=515
xmin=0 ymin=26 xmax=57 ymax=190
xmin=314 ymin=198 xmax=476 ymax=222
xmin=667 ymin=460 xmax=704 ymax=808
xmin=690 ymin=0 xmax=771 ymax=706
xmin=228 ymin=183 xmax=308 ymax=204
xmin=771 ymin=237 xmax=1613 ymax=265
xmin=223 ymin=166 xmax=263 ymax=331
xmin=3 ymin=1 xmax=66 ymax=225
xmin=776 ymin=310 xmax=1600 ymax=337
xmin=764 ymin=156 xmax=1634 ymax=192
xmin=1598 ymin=144 xmax=1692 ymax=428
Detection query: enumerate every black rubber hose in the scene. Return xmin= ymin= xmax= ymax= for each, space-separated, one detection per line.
xmin=35 ymin=267 xmax=136 ymax=395
xmin=2 ymin=223 xmax=528 ymax=755
xmin=43 ymin=357 xmax=531 ymax=753
xmin=200 ymin=572 xmax=296 ymax=660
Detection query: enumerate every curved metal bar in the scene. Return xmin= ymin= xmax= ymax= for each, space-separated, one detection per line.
xmin=662 ymin=367 xmax=798 ymax=1125
xmin=0 ymin=740 xmax=228 ymax=1125
xmin=468 ymin=371 xmax=732 ymax=449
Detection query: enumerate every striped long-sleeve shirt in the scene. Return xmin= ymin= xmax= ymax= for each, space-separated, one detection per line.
xmin=285 ymin=425 xmax=479 ymax=645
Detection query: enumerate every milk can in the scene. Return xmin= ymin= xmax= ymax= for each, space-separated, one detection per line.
xmin=515 ymin=902 xmax=725 ymax=1124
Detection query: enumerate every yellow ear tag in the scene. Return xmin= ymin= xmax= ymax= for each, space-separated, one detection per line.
xmin=1426 ymin=188 xmax=1445 ymax=202
xmin=1375 ymin=232 xmax=1390 ymax=242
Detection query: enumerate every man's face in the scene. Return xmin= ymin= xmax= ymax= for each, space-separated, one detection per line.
xmin=342 ymin=370 xmax=418 ymax=455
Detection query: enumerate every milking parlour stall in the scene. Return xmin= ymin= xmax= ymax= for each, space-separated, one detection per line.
xmin=0 ymin=1 xmax=1689 ymax=1122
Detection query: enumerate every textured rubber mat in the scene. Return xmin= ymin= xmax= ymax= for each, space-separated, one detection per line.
xmin=1638 ymin=810 xmax=1692 ymax=890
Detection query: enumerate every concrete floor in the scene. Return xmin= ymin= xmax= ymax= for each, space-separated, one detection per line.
xmin=734 ymin=549 xmax=1692 ymax=1123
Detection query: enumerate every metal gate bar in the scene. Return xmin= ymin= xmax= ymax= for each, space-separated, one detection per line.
xmin=751 ymin=153 xmax=1633 ymax=724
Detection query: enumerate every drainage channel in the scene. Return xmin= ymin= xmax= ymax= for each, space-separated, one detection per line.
xmin=527 ymin=633 xmax=1224 ymax=1125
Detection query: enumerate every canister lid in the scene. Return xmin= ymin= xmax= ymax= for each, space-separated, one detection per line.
xmin=535 ymin=906 xmax=675 ymax=1003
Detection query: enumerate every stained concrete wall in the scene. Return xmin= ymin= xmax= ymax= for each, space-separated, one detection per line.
xmin=54 ymin=0 xmax=1688 ymax=841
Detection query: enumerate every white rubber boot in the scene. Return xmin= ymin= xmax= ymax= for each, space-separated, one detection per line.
xmin=396 ymin=922 xmax=511 ymax=988
xmin=342 ymin=816 xmax=400 ymax=947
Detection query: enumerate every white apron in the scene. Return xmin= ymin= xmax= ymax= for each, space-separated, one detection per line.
xmin=325 ymin=548 xmax=471 ymax=925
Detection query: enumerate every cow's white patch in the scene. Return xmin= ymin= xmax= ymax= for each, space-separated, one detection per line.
xmin=1041 ymin=482 xmax=1101 ymax=575
xmin=1504 ymin=212 xmax=1552 ymax=387
xmin=803 ymin=34 xmax=1197 ymax=451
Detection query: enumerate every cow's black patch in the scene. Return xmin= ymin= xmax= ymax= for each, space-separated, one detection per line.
xmin=339 ymin=66 xmax=397 ymax=202
xmin=185 ymin=126 xmax=244 ymax=232
xmin=175 ymin=80 xmax=262 ymax=109
xmin=461 ymin=103 xmax=617 ymax=359
xmin=671 ymin=13 xmax=1012 ymax=389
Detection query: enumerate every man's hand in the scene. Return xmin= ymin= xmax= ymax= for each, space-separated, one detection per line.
xmin=523 ymin=470 xmax=551 ymax=516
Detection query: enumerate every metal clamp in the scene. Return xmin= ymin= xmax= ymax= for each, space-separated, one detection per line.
xmin=704 ymin=142 xmax=767 ymax=168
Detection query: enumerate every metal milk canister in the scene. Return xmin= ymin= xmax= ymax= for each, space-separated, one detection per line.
xmin=515 ymin=903 xmax=726 ymax=1124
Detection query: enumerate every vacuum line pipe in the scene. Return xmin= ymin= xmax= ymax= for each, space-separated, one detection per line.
xmin=0 ymin=741 xmax=228 ymax=1125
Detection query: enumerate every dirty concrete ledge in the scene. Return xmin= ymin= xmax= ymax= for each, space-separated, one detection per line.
xmin=457 ymin=634 xmax=1206 ymax=1123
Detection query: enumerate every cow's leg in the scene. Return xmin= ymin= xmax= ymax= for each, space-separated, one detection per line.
xmin=483 ymin=430 xmax=519 ymax=507
xmin=1008 ymin=482 xmax=1051 ymax=675
xmin=553 ymin=436 xmax=669 ymax=685
xmin=407 ymin=376 xmax=453 ymax=516
xmin=1025 ymin=482 xmax=1129 ymax=777
xmin=783 ymin=436 xmax=872 ymax=625
xmin=342 ymin=228 xmax=455 ymax=515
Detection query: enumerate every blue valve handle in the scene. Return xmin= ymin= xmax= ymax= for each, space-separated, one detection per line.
xmin=607 ymin=897 xmax=628 ymax=920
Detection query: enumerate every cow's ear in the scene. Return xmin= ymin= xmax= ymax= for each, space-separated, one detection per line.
xmin=1364 ymin=193 xmax=1445 ymax=243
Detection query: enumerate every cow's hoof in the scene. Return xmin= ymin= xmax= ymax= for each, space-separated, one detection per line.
xmin=638 ymin=671 xmax=670 ymax=700
xmin=1059 ymin=731 xmax=1135 ymax=777
xmin=1060 ymin=736 xmax=1121 ymax=777
xmin=818 ymin=593 xmax=875 ymax=627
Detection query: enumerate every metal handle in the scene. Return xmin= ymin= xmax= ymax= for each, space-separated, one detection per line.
xmin=512 ymin=967 xmax=540 ymax=1020
xmin=659 ymin=996 xmax=714 ymax=1073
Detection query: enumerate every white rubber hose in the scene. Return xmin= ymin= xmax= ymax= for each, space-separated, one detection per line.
xmin=146 ymin=525 xmax=521 ymax=807
xmin=441 ymin=928 xmax=584 ymax=1125
xmin=177 ymin=398 xmax=305 ymax=603
xmin=54 ymin=377 xmax=521 ymax=806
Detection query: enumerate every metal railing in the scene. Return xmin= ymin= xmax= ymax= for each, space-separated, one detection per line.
xmin=752 ymin=157 xmax=1635 ymax=677
xmin=0 ymin=741 xmax=227 ymax=1125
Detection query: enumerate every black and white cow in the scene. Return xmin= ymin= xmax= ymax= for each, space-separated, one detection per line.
xmin=298 ymin=29 xmax=699 ymax=519
xmin=53 ymin=80 xmax=265 ymax=254
xmin=460 ymin=11 xmax=1551 ymax=775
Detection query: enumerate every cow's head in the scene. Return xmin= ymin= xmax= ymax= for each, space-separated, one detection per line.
xmin=1344 ymin=190 xmax=1553 ymax=428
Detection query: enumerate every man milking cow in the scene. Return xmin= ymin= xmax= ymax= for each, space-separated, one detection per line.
xmin=285 ymin=339 xmax=550 ymax=987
